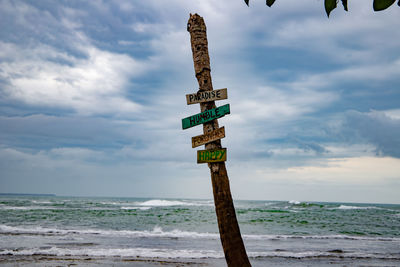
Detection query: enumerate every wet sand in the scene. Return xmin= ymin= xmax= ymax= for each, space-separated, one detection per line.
xmin=1 ymin=255 xmax=221 ymax=266
xmin=1 ymin=255 xmax=400 ymax=267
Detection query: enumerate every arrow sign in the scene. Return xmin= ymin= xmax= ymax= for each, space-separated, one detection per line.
xmin=186 ymin=88 xmax=228 ymax=105
xmin=197 ymin=148 xmax=227 ymax=163
xmin=192 ymin=127 xmax=225 ymax=148
xmin=182 ymin=104 xmax=230 ymax=130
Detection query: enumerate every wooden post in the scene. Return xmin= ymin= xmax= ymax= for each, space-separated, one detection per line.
xmin=187 ymin=13 xmax=251 ymax=267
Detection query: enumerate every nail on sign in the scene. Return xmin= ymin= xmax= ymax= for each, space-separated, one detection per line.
xmin=182 ymin=104 xmax=230 ymax=130
xmin=186 ymin=88 xmax=228 ymax=105
xmin=197 ymin=148 xmax=227 ymax=164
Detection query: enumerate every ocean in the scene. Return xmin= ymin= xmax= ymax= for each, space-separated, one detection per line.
xmin=1 ymin=195 xmax=399 ymax=266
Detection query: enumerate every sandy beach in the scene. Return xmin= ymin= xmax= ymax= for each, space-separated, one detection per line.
xmin=1 ymin=255 xmax=222 ymax=267
xmin=2 ymin=255 xmax=400 ymax=266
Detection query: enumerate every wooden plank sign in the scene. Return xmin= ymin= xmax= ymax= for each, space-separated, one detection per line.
xmin=192 ymin=127 xmax=225 ymax=148
xmin=186 ymin=88 xmax=228 ymax=105
xmin=197 ymin=148 xmax=227 ymax=163
xmin=182 ymin=104 xmax=230 ymax=130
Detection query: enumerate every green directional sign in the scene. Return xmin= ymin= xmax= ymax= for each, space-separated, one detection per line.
xmin=182 ymin=104 xmax=230 ymax=130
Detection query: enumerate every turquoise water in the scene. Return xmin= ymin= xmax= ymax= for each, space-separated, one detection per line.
xmin=1 ymin=196 xmax=399 ymax=262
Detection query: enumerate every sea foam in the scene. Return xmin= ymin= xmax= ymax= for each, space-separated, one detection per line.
xmin=2 ymin=246 xmax=399 ymax=260
xmin=337 ymin=205 xmax=383 ymax=210
xmin=137 ymin=199 xmax=213 ymax=207
xmin=120 ymin=206 xmax=152 ymax=210
xmin=0 ymin=225 xmax=219 ymax=239
xmin=2 ymin=224 xmax=399 ymax=242
xmin=0 ymin=205 xmax=53 ymax=210
xmin=0 ymin=247 xmax=224 ymax=258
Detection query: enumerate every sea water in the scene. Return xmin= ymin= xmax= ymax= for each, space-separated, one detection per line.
xmin=0 ymin=196 xmax=399 ymax=264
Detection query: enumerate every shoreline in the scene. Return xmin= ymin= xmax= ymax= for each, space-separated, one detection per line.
xmin=1 ymin=255 xmax=400 ymax=267
xmin=0 ymin=255 xmax=223 ymax=266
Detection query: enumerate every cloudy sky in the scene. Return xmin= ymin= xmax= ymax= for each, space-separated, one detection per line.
xmin=1 ymin=0 xmax=399 ymax=203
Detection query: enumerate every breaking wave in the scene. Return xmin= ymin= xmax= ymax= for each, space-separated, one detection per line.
xmin=1 ymin=224 xmax=399 ymax=242
xmin=337 ymin=205 xmax=383 ymax=210
xmin=120 ymin=206 xmax=152 ymax=210
xmin=137 ymin=199 xmax=213 ymax=207
xmin=1 ymin=247 xmax=399 ymax=260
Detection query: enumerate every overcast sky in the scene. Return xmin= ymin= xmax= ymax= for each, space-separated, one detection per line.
xmin=1 ymin=0 xmax=399 ymax=203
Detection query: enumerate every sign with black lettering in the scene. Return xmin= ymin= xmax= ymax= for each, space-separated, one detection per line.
xmin=186 ymin=88 xmax=228 ymax=105
xmin=197 ymin=148 xmax=227 ymax=163
xmin=182 ymin=104 xmax=230 ymax=130
xmin=192 ymin=127 xmax=225 ymax=148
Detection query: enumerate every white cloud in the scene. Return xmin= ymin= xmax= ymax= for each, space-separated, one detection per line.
xmin=232 ymin=85 xmax=337 ymax=125
xmin=301 ymin=59 xmax=400 ymax=87
xmin=0 ymin=41 xmax=145 ymax=115
xmin=384 ymin=109 xmax=400 ymax=120
xmin=0 ymin=1 xmax=152 ymax=116
xmin=266 ymin=1 xmax=400 ymax=64
xmin=286 ymin=157 xmax=400 ymax=184
xmin=325 ymin=144 xmax=377 ymax=158
xmin=48 ymin=147 xmax=107 ymax=162
xmin=116 ymin=1 xmax=135 ymax=12
xmin=228 ymin=156 xmax=400 ymax=203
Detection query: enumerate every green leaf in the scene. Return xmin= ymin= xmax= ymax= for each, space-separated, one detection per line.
xmin=325 ymin=0 xmax=337 ymax=17
xmin=341 ymin=0 xmax=348 ymax=11
xmin=266 ymin=0 xmax=276 ymax=7
xmin=373 ymin=0 xmax=396 ymax=11
xmin=244 ymin=0 xmax=249 ymax=6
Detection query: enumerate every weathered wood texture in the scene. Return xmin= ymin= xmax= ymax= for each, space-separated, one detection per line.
xmin=192 ymin=127 xmax=225 ymax=148
xmin=197 ymin=148 xmax=227 ymax=163
xmin=186 ymin=88 xmax=228 ymax=105
xmin=182 ymin=104 xmax=230 ymax=130
xmin=187 ymin=13 xmax=251 ymax=267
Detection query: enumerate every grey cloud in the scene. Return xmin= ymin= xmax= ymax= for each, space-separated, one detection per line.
xmin=296 ymin=140 xmax=328 ymax=155
xmin=342 ymin=110 xmax=400 ymax=158
xmin=0 ymin=115 xmax=146 ymax=150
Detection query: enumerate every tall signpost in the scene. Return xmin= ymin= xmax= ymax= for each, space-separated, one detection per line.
xmin=183 ymin=13 xmax=251 ymax=267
